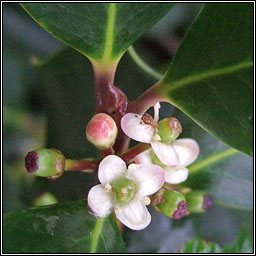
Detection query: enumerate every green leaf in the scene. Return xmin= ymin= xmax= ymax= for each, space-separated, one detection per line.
xmin=179 ymin=238 xmax=222 ymax=253
xmin=21 ymin=3 xmax=173 ymax=66
xmin=159 ymin=3 xmax=253 ymax=155
xmin=222 ymin=227 xmax=253 ymax=253
xmin=172 ymin=108 xmax=253 ymax=210
xmin=179 ymin=227 xmax=252 ymax=253
xmin=3 ymin=200 xmax=126 ymax=253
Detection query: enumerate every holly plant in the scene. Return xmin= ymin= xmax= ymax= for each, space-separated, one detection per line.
xmin=3 ymin=2 xmax=253 ymax=254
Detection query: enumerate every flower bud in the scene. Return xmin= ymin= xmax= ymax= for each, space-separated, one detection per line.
xmin=33 ymin=192 xmax=58 ymax=206
xmin=25 ymin=148 xmax=65 ymax=178
xmin=185 ymin=190 xmax=213 ymax=213
xmin=157 ymin=117 xmax=182 ymax=143
xmin=86 ymin=113 xmax=118 ymax=150
xmin=153 ymin=188 xmax=188 ymax=220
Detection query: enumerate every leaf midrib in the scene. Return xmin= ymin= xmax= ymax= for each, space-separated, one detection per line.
xmin=102 ymin=3 xmax=116 ymax=62
xmin=90 ymin=217 xmax=105 ymax=253
xmin=163 ymin=60 xmax=253 ymax=90
xmin=188 ymin=148 xmax=239 ymax=175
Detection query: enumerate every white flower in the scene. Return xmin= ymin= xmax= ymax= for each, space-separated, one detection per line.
xmin=134 ymin=138 xmax=199 ymax=184
xmin=87 ymin=155 xmax=165 ymax=230
xmin=121 ymin=103 xmax=199 ymax=184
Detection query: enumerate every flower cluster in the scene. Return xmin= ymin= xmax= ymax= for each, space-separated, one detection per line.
xmin=25 ymin=103 xmax=212 ymax=231
xmin=88 ymin=103 xmax=204 ymax=230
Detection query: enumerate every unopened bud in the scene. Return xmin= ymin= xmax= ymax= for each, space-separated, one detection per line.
xmin=25 ymin=148 xmax=65 ymax=178
xmin=86 ymin=113 xmax=118 ymax=150
xmin=153 ymin=188 xmax=188 ymax=220
xmin=185 ymin=190 xmax=213 ymax=213
xmin=33 ymin=192 xmax=58 ymax=206
xmin=157 ymin=117 xmax=182 ymax=143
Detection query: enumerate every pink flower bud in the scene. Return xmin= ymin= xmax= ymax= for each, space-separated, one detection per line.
xmin=86 ymin=113 xmax=118 ymax=150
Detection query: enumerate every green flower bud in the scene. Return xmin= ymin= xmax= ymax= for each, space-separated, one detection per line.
xmin=157 ymin=117 xmax=182 ymax=143
xmin=33 ymin=192 xmax=58 ymax=207
xmin=153 ymin=188 xmax=188 ymax=220
xmin=86 ymin=113 xmax=118 ymax=150
xmin=25 ymin=148 xmax=65 ymax=179
xmin=185 ymin=190 xmax=213 ymax=213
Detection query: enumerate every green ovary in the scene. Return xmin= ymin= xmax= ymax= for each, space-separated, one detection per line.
xmin=152 ymin=154 xmax=166 ymax=168
xmin=111 ymin=178 xmax=137 ymax=205
xmin=157 ymin=117 xmax=181 ymax=143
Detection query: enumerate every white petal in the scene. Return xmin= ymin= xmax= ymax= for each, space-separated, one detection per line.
xmin=88 ymin=184 xmax=114 ymax=217
xmin=126 ymin=163 xmax=165 ymax=196
xmin=151 ymin=140 xmax=180 ymax=166
xmin=164 ymin=166 xmax=188 ymax=184
xmin=134 ymin=148 xmax=154 ymax=164
xmin=98 ymin=155 xmax=127 ymax=185
xmin=115 ymin=199 xmax=151 ymax=230
xmin=121 ymin=113 xmax=155 ymax=143
xmin=173 ymin=138 xmax=200 ymax=166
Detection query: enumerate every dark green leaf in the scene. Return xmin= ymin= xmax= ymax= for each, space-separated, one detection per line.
xmin=179 ymin=227 xmax=252 ymax=253
xmin=222 ymin=227 xmax=253 ymax=253
xmin=173 ymin=108 xmax=253 ymax=210
xmin=3 ymin=200 xmax=126 ymax=253
xmin=179 ymin=238 xmax=222 ymax=253
xmin=160 ymin=3 xmax=253 ymax=155
xmin=21 ymin=3 xmax=173 ymax=64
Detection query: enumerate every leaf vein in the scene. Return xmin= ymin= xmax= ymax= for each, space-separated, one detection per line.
xmin=167 ymin=60 xmax=253 ymax=90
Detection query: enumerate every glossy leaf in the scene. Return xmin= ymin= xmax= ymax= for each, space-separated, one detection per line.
xmin=159 ymin=3 xmax=253 ymax=155
xmin=179 ymin=238 xmax=222 ymax=253
xmin=173 ymin=108 xmax=253 ymax=210
xmin=179 ymin=227 xmax=252 ymax=253
xmin=21 ymin=3 xmax=173 ymax=65
xmin=3 ymin=200 xmax=126 ymax=253
xmin=222 ymin=227 xmax=253 ymax=253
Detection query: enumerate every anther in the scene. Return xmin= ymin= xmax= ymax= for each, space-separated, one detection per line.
xmin=105 ymin=183 xmax=112 ymax=192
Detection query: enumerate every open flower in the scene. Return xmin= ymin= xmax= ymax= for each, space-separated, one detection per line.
xmin=121 ymin=103 xmax=199 ymax=183
xmin=88 ymin=155 xmax=165 ymax=230
xmin=134 ymin=138 xmax=199 ymax=184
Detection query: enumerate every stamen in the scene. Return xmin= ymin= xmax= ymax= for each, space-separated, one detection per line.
xmin=114 ymin=206 xmax=121 ymax=214
xmin=153 ymin=102 xmax=161 ymax=122
xmin=142 ymin=196 xmax=151 ymax=205
xmin=152 ymin=133 xmax=161 ymax=141
xmin=105 ymin=183 xmax=112 ymax=192
xmin=141 ymin=113 xmax=157 ymax=129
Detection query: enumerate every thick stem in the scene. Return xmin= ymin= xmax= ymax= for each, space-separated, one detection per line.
xmin=120 ymin=143 xmax=151 ymax=164
xmin=65 ymin=159 xmax=98 ymax=172
xmin=127 ymin=81 xmax=169 ymax=115
xmin=92 ymin=61 xmax=129 ymax=154
xmin=92 ymin=62 xmax=117 ymax=114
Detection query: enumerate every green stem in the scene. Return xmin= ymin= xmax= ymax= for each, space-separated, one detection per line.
xmin=188 ymin=148 xmax=239 ymax=175
xmin=90 ymin=217 xmax=105 ymax=253
xmin=128 ymin=46 xmax=163 ymax=80
xmin=65 ymin=158 xmax=98 ymax=172
xmin=127 ymin=81 xmax=169 ymax=114
xmin=120 ymin=143 xmax=151 ymax=164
